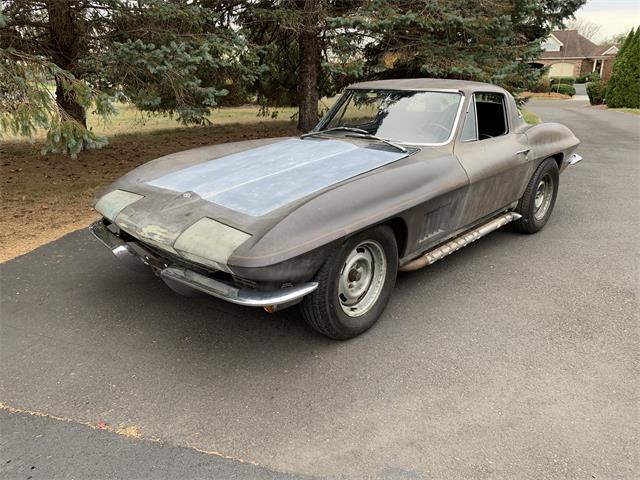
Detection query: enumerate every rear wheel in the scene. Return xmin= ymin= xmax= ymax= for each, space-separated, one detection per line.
xmin=300 ymin=225 xmax=398 ymax=339
xmin=513 ymin=157 xmax=559 ymax=234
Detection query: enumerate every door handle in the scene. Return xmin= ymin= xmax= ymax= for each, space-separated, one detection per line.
xmin=515 ymin=148 xmax=530 ymax=155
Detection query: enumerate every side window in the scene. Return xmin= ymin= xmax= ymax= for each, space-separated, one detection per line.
xmin=460 ymin=97 xmax=477 ymax=142
xmin=475 ymin=92 xmax=508 ymax=140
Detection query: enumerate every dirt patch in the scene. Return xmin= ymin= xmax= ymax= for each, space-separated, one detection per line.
xmin=0 ymin=121 xmax=298 ymax=262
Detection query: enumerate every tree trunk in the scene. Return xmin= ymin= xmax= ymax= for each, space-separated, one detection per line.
xmin=46 ymin=0 xmax=87 ymax=127
xmin=54 ymin=78 xmax=86 ymax=126
xmin=297 ymin=2 xmax=321 ymax=132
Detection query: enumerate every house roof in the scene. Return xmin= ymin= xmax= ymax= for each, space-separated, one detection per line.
xmin=591 ymin=44 xmax=619 ymax=56
xmin=539 ymin=30 xmax=607 ymax=59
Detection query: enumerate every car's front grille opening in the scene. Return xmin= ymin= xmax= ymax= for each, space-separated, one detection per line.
xmin=101 ymin=219 xmax=265 ymax=291
xmin=232 ymin=275 xmax=257 ymax=289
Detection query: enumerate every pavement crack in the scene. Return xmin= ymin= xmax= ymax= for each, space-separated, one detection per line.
xmin=0 ymin=402 xmax=258 ymax=466
xmin=0 ymin=402 xmax=144 ymax=439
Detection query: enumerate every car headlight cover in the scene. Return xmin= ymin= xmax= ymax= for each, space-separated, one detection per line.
xmin=95 ymin=190 xmax=144 ymax=221
xmin=174 ymin=218 xmax=250 ymax=269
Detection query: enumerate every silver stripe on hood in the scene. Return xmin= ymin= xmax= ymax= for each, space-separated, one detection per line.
xmin=147 ymin=138 xmax=408 ymax=216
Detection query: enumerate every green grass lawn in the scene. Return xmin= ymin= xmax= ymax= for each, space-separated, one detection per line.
xmin=76 ymin=103 xmax=301 ymax=138
xmin=2 ymin=98 xmax=345 ymax=141
xmin=612 ymin=108 xmax=640 ymax=116
xmin=521 ymin=109 xmax=541 ymax=125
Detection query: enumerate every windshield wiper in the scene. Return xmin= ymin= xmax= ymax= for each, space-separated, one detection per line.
xmin=300 ymin=126 xmax=369 ymax=138
xmin=344 ymin=133 xmax=408 ymax=153
xmin=301 ymin=127 xmax=408 ymax=153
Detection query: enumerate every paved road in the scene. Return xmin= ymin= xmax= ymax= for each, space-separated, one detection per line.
xmin=1 ymin=100 xmax=638 ymax=479
xmin=571 ymin=83 xmax=588 ymax=102
xmin=0 ymin=409 xmax=311 ymax=480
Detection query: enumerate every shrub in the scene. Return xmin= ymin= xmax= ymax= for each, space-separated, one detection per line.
xmin=606 ymin=27 xmax=640 ymax=108
xmin=587 ymin=81 xmax=606 ymax=105
xmin=532 ymin=76 xmax=551 ymax=93
xmin=588 ymin=71 xmax=601 ymax=82
xmin=575 ymin=75 xmax=588 ymax=84
xmin=552 ymin=84 xmax=576 ymax=96
xmin=550 ymin=76 xmax=576 ymax=85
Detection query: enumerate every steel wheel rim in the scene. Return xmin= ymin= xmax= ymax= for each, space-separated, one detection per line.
xmin=533 ymin=173 xmax=553 ymax=220
xmin=338 ymin=240 xmax=387 ymax=317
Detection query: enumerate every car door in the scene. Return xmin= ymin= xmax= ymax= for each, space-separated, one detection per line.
xmin=453 ymin=92 xmax=531 ymax=226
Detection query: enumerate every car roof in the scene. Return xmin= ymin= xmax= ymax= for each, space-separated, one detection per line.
xmin=348 ymin=78 xmax=508 ymax=95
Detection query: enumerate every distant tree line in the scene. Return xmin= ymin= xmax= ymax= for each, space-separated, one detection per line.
xmin=1 ymin=0 xmax=586 ymax=156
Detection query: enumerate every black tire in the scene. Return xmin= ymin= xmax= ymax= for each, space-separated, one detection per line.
xmin=512 ymin=157 xmax=559 ymax=234
xmin=300 ymin=225 xmax=398 ymax=340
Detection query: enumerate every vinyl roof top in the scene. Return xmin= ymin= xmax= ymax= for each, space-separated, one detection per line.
xmin=348 ymin=78 xmax=507 ymax=94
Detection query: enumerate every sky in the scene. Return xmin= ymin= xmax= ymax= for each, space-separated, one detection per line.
xmin=575 ymin=0 xmax=640 ymax=42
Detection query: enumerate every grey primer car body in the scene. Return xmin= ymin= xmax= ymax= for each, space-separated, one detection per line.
xmin=91 ymin=79 xmax=580 ymax=332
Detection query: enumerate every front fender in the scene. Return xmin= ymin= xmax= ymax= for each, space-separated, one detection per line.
xmin=228 ymin=152 xmax=469 ymax=270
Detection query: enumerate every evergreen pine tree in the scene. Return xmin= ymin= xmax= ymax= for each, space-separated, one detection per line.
xmin=606 ymin=27 xmax=640 ymax=108
xmin=1 ymin=1 xmax=258 ymax=156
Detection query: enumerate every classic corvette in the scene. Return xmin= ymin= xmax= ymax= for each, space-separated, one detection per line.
xmin=91 ymin=78 xmax=581 ymax=339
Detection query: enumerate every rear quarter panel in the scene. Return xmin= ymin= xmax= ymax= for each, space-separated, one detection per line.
xmin=524 ymin=122 xmax=581 ymax=172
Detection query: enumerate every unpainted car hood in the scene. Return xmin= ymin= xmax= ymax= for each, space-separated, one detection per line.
xmin=145 ymin=138 xmax=408 ymax=217
xmin=96 ymin=136 xmax=428 ymax=264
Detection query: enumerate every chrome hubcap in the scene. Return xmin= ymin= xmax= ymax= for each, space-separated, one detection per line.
xmin=534 ymin=174 xmax=553 ymax=220
xmin=338 ymin=240 xmax=387 ymax=317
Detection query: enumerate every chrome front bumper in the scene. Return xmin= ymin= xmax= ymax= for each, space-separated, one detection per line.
xmin=89 ymin=221 xmax=318 ymax=308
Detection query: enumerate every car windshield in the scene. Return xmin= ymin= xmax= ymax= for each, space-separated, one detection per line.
xmin=318 ymin=89 xmax=462 ymax=144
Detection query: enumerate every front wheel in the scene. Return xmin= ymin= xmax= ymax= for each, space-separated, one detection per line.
xmin=300 ymin=225 xmax=398 ymax=339
xmin=513 ymin=157 xmax=559 ymax=234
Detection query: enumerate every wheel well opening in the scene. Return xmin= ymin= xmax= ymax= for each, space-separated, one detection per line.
xmin=385 ymin=218 xmax=407 ymax=258
xmin=551 ymin=153 xmax=563 ymax=170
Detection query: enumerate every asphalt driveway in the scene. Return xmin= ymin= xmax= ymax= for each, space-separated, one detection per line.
xmin=1 ymin=100 xmax=638 ymax=479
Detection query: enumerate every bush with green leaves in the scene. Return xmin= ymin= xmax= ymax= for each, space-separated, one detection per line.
xmin=588 ymin=71 xmax=601 ymax=82
xmin=552 ymin=84 xmax=576 ymax=96
xmin=606 ymin=27 xmax=640 ymax=108
xmin=575 ymin=72 xmax=599 ymax=83
xmin=550 ymin=76 xmax=576 ymax=85
xmin=586 ymin=80 xmax=606 ymax=105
